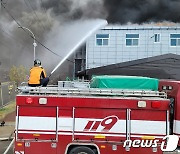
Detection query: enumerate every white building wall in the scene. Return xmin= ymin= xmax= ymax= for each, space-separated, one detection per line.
xmin=86 ymin=26 xmax=180 ymax=69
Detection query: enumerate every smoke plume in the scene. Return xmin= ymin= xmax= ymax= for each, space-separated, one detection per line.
xmin=41 ymin=0 xmax=106 ymax=21
xmin=104 ymin=0 xmax=180 ymax=24
xmin=41 ymin=0 xmax=180 ymax=24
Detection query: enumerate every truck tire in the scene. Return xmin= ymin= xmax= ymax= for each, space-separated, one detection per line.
xmin=69 ymin=146 xmax=96 ymax=154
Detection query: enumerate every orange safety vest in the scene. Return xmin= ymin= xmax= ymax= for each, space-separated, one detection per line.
xmin=28 ymin=66 xmax=46 ymax=84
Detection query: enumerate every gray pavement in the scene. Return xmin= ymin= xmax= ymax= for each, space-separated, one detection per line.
xmin=0 ymin=122 xmax=15 ymax=138
xmin=0 ymin=122 xmax=15 ymax=154
xmin=0 ymin=140 xmax=14 ymax=154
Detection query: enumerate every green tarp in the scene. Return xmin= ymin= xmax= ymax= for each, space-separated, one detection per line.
xmin=90 ymin=75 xmax=159 ymax=91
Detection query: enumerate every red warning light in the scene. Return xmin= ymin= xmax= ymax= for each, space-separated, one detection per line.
xmin=151 ymin=101 xmax=161 ymax=108
xmin=26 ymin=97 xmax=33 ymax=104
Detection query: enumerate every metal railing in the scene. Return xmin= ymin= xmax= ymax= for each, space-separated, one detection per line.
xmin=0 ymin=82 xmax=16 ymax=108
xmin=18 ymin=85 xmax=167 ymax=98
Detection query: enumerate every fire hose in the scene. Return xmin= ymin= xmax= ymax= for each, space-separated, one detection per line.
xmin=49 ymin=20 xmax=108 ymax=78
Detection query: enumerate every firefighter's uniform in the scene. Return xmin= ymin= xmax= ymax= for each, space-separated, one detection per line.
xmin=28 ymin=66 xmax=48 ymax=86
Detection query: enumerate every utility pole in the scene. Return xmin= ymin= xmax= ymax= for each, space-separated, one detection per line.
xmin=18 ymin=26 xmax=37 ymax=61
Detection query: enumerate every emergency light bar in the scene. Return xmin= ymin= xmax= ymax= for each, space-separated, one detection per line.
xmin=162 ymin=85 xmax=173 ymax=90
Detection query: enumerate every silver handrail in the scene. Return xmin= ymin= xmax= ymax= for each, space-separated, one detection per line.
xmin=18 ymin=86 xmax=167 ymax=98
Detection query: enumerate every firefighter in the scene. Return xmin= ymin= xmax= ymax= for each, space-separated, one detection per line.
xmin=28 ymin=59 xmax=49 ymax=87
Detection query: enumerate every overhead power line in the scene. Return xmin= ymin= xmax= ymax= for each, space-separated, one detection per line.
xmin=1 ymin=0 xmax=21 ymax=27
xmin=0 ymin=0 xmax=74 ymax=64
xmin=0 ymin=26 xmax=32 ymax=50
xmin=24 ymin=0 xmax=47 ymax=31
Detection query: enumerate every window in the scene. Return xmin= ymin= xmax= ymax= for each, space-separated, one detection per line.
xmin=126 ymin=34 xmax=139 ymax=46
xmin=170 ymin=34 xmax=180 ymax=46
xmin=96 ymin=34 xmax=109 ymax=46
xmin=154 ymin=34 xmax=160 ymax=43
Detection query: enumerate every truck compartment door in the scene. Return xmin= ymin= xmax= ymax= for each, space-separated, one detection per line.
xmin=130 ymin=110 xmax=167 ymax=138
xmin=17 ymin=106 xmax=57 ymax=141
xmin=24 ymin=142 xmax=57 ymax=154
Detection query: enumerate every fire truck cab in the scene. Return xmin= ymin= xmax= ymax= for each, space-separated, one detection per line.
xmin=14 ymin=76 xmax=180 ymax=154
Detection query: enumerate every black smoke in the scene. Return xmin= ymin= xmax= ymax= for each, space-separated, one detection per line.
xmin=41 ymin=0 xmax=180 ymax=24
xmin=104 ymin=0 xmax=180 ymax=24
xmin=41 ymin=0 xmax=72 ymax=17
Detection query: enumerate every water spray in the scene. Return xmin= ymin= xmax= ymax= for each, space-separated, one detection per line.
xmin=49 ymin=19 xmax=108 ymax=77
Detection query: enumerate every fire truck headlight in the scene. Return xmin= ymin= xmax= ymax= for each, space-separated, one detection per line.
xmin=39 ymin=98 xmax=47 ymax=105
xmin=137 ymin=101 xmax=146 ymax=108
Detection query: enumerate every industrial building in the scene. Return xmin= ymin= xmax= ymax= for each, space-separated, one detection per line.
xmin=75 ymin=25 xmax=180 ymax=80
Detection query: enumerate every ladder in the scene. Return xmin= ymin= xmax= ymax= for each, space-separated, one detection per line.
xmin=18 ymin=86 xmax=167 ymax=98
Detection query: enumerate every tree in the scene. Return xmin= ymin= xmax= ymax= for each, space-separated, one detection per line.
xmin=9 ymin=65 xmax=28 ymax=86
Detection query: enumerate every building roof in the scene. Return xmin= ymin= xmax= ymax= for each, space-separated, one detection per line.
xmin=102 ymin=24 xmax=180 ymax=30
xmin=78 ymin=54 xmax=180 ymax=80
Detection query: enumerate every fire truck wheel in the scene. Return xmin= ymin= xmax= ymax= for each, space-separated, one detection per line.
xmin=69 ymin=146 xmax=96 ymax=154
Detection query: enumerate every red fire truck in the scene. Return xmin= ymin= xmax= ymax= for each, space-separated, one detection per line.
xmin=14 ymin=76 xmax=180 ymax=154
